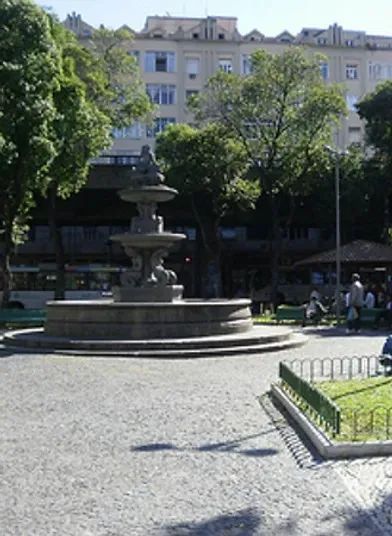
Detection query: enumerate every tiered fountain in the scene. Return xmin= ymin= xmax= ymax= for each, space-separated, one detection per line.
xmin=4 ymin=146 xmax=306 ymax=356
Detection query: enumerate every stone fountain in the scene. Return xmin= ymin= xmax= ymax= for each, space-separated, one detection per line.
xmin=110 ymin=145 xmax=185 ymax=304
xmin=3 ymin=146 xmax=306 ymax=356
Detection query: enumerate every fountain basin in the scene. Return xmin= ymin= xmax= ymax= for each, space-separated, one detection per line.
xmin=110 ymin=232 xmax=186 ymax=249
xmin=42 ymin=299 xmax=253 ymax=339
xmin=118 ymin=185 xmax=178 ymax=204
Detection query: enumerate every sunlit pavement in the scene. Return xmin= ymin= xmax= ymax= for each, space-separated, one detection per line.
xmin=0 ymin=329 xmax=390 ymax=535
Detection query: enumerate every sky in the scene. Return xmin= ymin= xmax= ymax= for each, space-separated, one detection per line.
xmin=37 ymin=0 xmax=392 ymax=36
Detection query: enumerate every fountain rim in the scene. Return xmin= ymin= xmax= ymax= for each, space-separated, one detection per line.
xmin=45 ymin=298 xmax=252 ymax=308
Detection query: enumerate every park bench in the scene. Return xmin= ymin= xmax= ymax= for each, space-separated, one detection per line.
xmin=276 ymin=305 xmax=305 ymax=325
xmin=0 ymin=308 xmax=46 ymax=326
xmin=360 ymin=308 xmax=384 ymax=329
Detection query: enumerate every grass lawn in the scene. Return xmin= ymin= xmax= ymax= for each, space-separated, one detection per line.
xmin=318 ymin=376 xmax=392 ymax=442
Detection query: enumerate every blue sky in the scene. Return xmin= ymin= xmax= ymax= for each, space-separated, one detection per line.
xmin=37 ymin=0 xmax=392 ymax=36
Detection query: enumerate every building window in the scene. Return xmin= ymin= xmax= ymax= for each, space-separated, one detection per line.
xmin=145 ymin=51 xmax=176 ymax=73
xmin=218 ymin=59 xmax=233 ymax=73
xmin=112 ymin=122 xmax=142 ymax=139
xmin=345 ymin=39 xmax=354 ymax=47
xmin=369 ymin=62 xmax=392 ymax=80
xmin=192 ymin=33 xmax=199 ymax=39
xmin=348 ymin=126 xmax=361 ymax=144
xmin=146 ymin=84 xmax=176 ymax=105
xmin=241 ymin=55 xmax=252 ymax=75
xmin=346 ymin=94 xmax=359 ymax=112
xmin=186 ymin=57 xmax=200 ymax=79
xmin=346 ymin=64 xmax=359 ymax=80
xmin=146 ymin=117 xmax=176 ymax=138
xmin=317 ymin=37 xmax=327 ymax=45
xmin=319 ymin=62 xmax=329 ymax=80
xmin=218 ymin=33 xmax=225 ymax=40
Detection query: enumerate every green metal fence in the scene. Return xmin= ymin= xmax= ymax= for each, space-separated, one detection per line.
xmin=279 ymin=362 xmax=341 ymax=436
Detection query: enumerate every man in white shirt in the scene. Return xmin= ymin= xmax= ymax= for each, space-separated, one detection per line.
xmin=347 ymin=273 xmax=364 ymax=333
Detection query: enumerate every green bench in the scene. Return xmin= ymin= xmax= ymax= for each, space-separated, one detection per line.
xmin=0 ymin=308 xmax=46 ymax=326
xmin=360 ymin=307 xmax=384 ymax=328
xmin=276 ymin=305 xmax=305 ymax=324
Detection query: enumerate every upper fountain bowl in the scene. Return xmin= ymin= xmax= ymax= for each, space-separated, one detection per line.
xmin=119 ymin=185 xmax=178 ymax=204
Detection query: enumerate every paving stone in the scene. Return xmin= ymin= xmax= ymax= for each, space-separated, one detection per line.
xmin=0 ymin=328 xmax=389 ymax=535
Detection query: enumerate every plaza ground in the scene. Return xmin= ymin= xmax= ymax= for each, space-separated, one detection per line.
xmin=1 ymin=328 xmax=392 ymax=535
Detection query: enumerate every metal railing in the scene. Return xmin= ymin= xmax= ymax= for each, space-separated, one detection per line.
xmin=280 ymin=356 xmax=392 ymax=441
xmin=279 ymin=362 xmax=341 ymax=436
xmin=283 ymin=355 xmax=382 ymax=382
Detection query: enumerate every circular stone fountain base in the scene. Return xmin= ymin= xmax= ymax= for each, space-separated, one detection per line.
xmin=2 ymin=298 xmax=307 ymax=356
xmin=3 ymin=325 xmax=307 ymax=357
xmin=44 ymin=298 xmax=254 ymax=339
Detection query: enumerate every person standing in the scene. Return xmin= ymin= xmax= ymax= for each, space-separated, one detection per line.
xmin=347 ymin=273 xmax=364 ymax=333
xmin=364 ymin=286 xmax=376 ymax=308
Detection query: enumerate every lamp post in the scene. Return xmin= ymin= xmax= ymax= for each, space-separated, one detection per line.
xmin=325 ymin=145 xmax=348 ymax=325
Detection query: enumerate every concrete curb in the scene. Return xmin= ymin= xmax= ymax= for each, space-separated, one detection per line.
xmin=271 ymin=383 xmax=392 ymax=459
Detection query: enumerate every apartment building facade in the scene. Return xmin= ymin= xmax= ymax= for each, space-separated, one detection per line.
xmin=65 ymin=13 xmax=392 ymax=155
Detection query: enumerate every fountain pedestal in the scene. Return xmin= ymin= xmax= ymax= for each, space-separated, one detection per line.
xmin=109 ymin=164 xmax=186 ymax=302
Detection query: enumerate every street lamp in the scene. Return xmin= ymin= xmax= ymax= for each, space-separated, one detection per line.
xmin=325 ymin=145 xmax=348 ymax=325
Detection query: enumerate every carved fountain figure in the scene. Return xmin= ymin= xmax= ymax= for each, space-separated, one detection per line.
xmin=110 ymin=145 xmax=186 ymax=302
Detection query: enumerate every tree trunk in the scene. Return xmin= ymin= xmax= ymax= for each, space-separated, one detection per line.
xmin=383 ymin=192 xmax=391 ymax=243
xmin=190 ymin=196 xmax=222 ymax=298
xmin=1 ymin=225 xmax=14 ymax=308
xmin=269 ymin=193 xmax=281 ymax=311
xmin=197 ymin=219 xmax=222 ymax=298
xmin=48 ymin=184 xmax=66 ymax=300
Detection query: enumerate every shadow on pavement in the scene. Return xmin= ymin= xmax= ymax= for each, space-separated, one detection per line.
xmin=162 ymin=507 xmax=261 ymax=536
xmin=131 ymin=430 xmax=278 ymax=458
xmin=0 ymin=344 xmax=53 ymax=358
xmin=260 ymin=393 xmax=325 ymax=469
xmin=302 ymin=326 xmax=389 ymax=338
xmin=342 ymin=494 xmax=391 ymax=535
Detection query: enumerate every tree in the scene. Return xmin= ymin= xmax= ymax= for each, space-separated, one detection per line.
xmin=0 ymin=0 xmax=60 ymax=306
xmin=47 ymin=22 xmax=153 ymax=299
xmin=156 ymin=123 xmax=260 ymax=297
xmin=310 ymin=146 xmax=370 ymax=241
xmin=357 ymin=82 xmax=392 ymax=239
xmin=191 ymin=48 xmax=346 ymax=306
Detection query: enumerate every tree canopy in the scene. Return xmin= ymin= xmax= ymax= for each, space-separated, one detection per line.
xmin=0 ymin=4 xmax=154 ymax=303
xmin=190 ymin=48 xmax=347 ymax=303
xmin=357 ymin=81 xmax=392 ymax=158
xmin=191 ymin=48 xmax=346 ymax=197
xmin=0 ymin=0 xmax=61 ymax=304
xmin=156 ymin=123 xmax=260 ymax=296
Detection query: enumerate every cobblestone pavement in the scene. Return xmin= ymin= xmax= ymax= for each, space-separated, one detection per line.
xmin=0 ymin=329 xmax=391 ymax=535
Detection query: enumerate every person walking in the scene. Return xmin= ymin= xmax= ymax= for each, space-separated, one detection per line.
xmin=347 ymin=273 xmax=364 ymax=334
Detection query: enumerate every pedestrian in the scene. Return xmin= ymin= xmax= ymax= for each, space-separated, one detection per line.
xmin=346 ymin=273 xmax=364 ymax=334
xmin=364 ymin=285 xmax=376 ymax=308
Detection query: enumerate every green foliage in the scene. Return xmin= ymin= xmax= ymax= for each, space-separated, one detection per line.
xmin=48 ymin=20 xmax=111 ymax=199
xmin=357 ymin=82 xmax=392 ymax=158
xmin=157 ymin=123 xmax=259 ymax=297
xmin=87 ymin=26 xmax=153 ymax=127
xmin=311 ymin=145 xmax=368 ymax=228
xmin=0 ymin=0 xmax=60 ymax=231
xmin=357 ymin=83 xmax=392 ymax=239
xmin=46 ymin=22 xmax=153 ymax=199
xmin=191 ymin=48 xmax=347 ymax=196
xmin=156 ymin=123 xmax=260 ymax=219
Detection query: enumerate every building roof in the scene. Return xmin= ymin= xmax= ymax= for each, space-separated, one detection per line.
xmin=296 ymin=240 xmax=392 ymax=266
